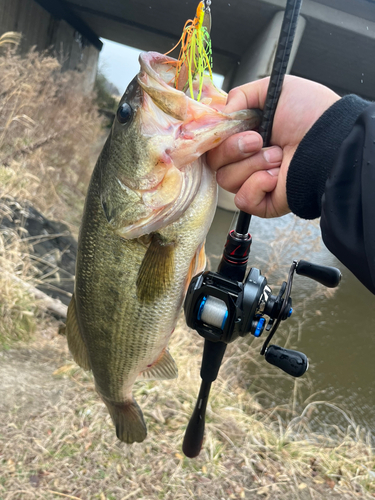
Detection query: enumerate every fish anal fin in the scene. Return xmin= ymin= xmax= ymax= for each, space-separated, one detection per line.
xmin=141 ymin=348 xmax=178 ymax=380
xmin=103 ymin=397 xmax=147 ymax=444
xmin=66 ymin=295 xmax=91 ymax=371
xmin=136 ymin=234 xmax=175 ymax=303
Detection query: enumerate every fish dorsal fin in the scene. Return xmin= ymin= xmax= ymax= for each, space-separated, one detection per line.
xmin=136 ymin=234 xmax=175 ymax=303
xmin=66 ymin=295 xmax=91 ymax=371
xmin=140 ymin=349 xmax=178 ymax=380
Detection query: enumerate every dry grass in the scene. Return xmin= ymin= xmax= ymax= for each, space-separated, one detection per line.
xmin=0 ymin=202 xmax=39 ymax=347
xmin=0 ymin=36 xmax=374 ymax=500
xmin=0 ymin=318 xmax=374 ymax=500
xmin=0 ymin=41 xmax=105 ymax=227
xmin=0 ymin=37 xmax=105 ymax=345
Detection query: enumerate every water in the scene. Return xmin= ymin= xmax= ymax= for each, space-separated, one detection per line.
xmin=205 ymin=207 xmax=375 ymax=438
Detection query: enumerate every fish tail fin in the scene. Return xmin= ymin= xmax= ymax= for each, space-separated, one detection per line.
xmin=103 ymin=397 xmax=147 ymax=444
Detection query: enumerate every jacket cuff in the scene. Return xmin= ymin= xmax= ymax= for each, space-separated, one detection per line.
xmin=286 ymin=95 xmax=371 ymax=219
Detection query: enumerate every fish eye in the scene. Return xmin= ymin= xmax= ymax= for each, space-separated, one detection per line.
xmin=117 ymin=103 xmax=133 ymax=124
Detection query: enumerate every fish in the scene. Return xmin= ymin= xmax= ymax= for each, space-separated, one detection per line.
xmin=65 ymin=51 xmax=261 ymax=444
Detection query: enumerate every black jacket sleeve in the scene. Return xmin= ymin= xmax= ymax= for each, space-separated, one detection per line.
xmin=286 ymin=95 xmax=375 ymax=294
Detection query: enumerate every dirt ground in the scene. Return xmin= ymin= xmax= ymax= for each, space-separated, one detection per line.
xmin=0 ymin=330 xmax=71 ymax=418
xmin=1 ymin=319 xmax=373 ymax=500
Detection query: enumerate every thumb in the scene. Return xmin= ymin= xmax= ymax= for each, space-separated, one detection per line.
xmin=224 ymin=78 xmax=270 ymax=114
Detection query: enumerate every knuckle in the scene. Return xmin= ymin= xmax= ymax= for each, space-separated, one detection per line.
xmin=227 ymin=88 xmax=239 ymax=100
xmin=216 ymin=168 xmax=228 ymax=187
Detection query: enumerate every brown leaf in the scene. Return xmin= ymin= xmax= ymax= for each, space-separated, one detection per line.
xmin=325 ymin=477 xmax=335 ymax=489
xmin=78 ymin=426 xmax=89 ymax=437
xmin=7 ymin=459 xmax=16 ymax=474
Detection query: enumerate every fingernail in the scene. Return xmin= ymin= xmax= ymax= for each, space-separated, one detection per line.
xmin=263 ymin=147 xmax=283 ymax=163
xmin=267 ymin=168 xmax=280 ymax=177
xmin=238 ymin=134 xmax=261 ymax=154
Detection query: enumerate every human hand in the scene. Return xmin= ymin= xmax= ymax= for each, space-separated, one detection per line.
xmin=207 ymin=76 xmax=340 ymax=217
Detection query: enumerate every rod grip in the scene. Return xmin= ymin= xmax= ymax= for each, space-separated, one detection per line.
xmin=201 ymin=340 xmax=227 ymax=382
xmin=182 ymin=381 xmax=211 ymax=458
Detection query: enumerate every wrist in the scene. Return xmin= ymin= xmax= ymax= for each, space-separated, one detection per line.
xmin=286 ymin=95 xmax=371 ymax=219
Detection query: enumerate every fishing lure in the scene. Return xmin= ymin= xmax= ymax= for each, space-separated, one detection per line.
xmin=165 ymin=1 xmax=213 ymax=101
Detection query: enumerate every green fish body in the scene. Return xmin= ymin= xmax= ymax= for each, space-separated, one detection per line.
xmin=66 ymin=52 xmax=261 ymax=443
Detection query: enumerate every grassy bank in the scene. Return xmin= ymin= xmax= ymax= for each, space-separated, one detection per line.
xmin=0 ymin=320 xmax=374 ymax=500
xmin=0 ymin=40 xmax=103 ymax=226
xmin=0 ymin=41 xmax=374 ymax=500
xmin=0 ymin=39 xmax=104 ymax=348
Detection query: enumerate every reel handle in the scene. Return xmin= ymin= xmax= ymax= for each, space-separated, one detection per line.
xmin=296 ymin=260 xmax=341 ymax=288
xmin=265 ymin=345 xmax=308 ymax=377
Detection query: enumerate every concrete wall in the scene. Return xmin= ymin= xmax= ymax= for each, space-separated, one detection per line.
xmin=0 ymin=0 xmax=99 ymax=91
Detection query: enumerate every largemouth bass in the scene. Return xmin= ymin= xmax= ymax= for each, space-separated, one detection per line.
xmin=66 ymin=52 xmax=261 ymax=444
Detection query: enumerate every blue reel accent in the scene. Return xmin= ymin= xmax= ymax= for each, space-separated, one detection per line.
xmin=197 ymin=296 xmax=207 ymax=321
xmin=287 ymin=307 xmax=293 ymax=318
xmin=254 ymin=317 xmax=266 ymax=337
xmin=221 ymin=310 xmax=228 ymax=330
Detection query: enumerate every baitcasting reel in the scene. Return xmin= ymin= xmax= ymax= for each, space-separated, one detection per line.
xmin=185 ymin=231 xmax=341 ymax=377
xmin=182 ymin=228 xmax=341 ymax=458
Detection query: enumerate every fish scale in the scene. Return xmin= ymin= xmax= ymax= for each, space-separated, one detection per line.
xmin=76 ymin=166 xmax=212 ymax=387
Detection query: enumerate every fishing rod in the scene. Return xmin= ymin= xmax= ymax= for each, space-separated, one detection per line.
xmin=182 ymin=0 xmax=341 ymax=458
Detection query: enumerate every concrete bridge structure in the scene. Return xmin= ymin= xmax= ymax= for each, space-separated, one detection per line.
xmin=69 ymin=0 xmax=375 ymax=99
xmin=1 ymin=0 xmax=374 ymax=98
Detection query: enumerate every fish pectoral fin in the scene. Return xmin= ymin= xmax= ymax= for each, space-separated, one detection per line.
xmin=103 ymin=397 xmax=147 ymax=444
xmin=184 ymin=242 xmax=207 ymax=296
xmin=136 ymin=234 xmax=175 ymax=303
xmin=140 ymin=349 xmax=178 ymax=380
xmin=66 ymin=295 xmax=91 ymax=371
xmin=196 ymin=243 xmax=207 ymax=273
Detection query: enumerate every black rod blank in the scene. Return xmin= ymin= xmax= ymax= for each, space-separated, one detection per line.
xmin=235 ymin=0 xmax=303 ymax=236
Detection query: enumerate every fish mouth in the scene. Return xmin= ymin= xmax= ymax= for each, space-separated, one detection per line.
xmin=113 ymin=52 xmax=261 ymax=240
xmin=138 ymin=52 xmax=182 ymax=90
xmin=136 ymin=52 xmax=262 ymax=168
xmin=137 ymin=51 xmax=228 ymax=118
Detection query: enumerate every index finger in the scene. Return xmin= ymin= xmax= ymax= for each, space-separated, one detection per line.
xmin=224 ymin=77 xmax=270 ymax=114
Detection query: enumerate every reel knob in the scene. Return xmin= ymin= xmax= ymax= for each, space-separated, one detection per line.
xmin=296 ymin=260 xmax=341 ymax=288
xmin=252 ymin=316 xmax=266 ymax=337
xmin=264 ymin=345 xmax=308 ymax=377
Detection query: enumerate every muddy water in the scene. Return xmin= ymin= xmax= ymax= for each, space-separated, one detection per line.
xmin=205 ymin=207 xmax=375 ymax=439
